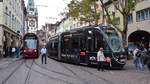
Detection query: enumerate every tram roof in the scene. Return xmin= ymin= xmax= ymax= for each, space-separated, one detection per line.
xmin=23 ymin=33 xmax=38 ymax=39
xmin=61 ymin=24 xmax=113 ymax=34
xmin=49 ymin=24 xmax=114 ymax=38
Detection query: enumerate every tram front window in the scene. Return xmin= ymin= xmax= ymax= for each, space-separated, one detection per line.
xmin=25 ymin=39 xmax=37 ymax=48
xmin=109 ymin=37 xmax=125 ymax=52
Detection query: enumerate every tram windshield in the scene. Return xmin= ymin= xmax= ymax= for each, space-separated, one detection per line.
xmin=108 ymin=36 xmax=125 ymax=52
xmin=103 ymin=29 xmax=125 ymax=52
xmin=24 ymin=39 xmax=37 ymax=49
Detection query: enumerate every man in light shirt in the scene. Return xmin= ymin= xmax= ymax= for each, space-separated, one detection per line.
xmin=133 ymin=47 xmax=139 ymax=69
xmin=40 ymin=46 xmax=47 ymax=64
xmin=97 ymin=48 xmax=105 ymax=71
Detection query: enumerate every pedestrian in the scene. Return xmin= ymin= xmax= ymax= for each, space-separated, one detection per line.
xmin=97 ymin=48 xmax=105 ymax=71
xmin=16 ymin=46 xmax=20 ymax=58
xmin=40 ymin=46 xmax=47 ymax=64
xmin=11 ymin=47 xmax=16 ymax=58
xmin=146 ymin=43 xmax=150 ymax=72
xmin=133 ymin=46 xmax=145 ymax=71
xmin=138 ymin=43 xmax=146 ymax=71
xmin=133 ymin=47 xmax=139 ymax=69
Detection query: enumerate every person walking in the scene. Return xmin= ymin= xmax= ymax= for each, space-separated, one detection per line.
xmin=16 ymin=46 xmax=20 ymax=58
xmin=40 ymin=46 xmax=47 ymax=64
xmin=146 ymin=43 xmax=150 ymax=72
xmin=138 ymin=43 xmax=146 ymax=71
xmin=97 ymin=48 xmax=105 ymax=71
xmin=133 ymin=47 xmax=139 ymax=69
xmin=11 ymin=47 xmax=16 ymax=58
xmin=133 ymin=45 xmax=145 ymax=71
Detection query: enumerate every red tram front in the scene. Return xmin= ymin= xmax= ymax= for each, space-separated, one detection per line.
xmin=22 ymin=33 xmax=39 ymax=58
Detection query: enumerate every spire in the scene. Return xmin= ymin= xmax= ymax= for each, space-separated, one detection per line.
xmin=27 ymin=0 xmax=35 ymax=9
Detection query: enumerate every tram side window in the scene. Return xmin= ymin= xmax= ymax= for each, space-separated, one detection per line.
xmin=71 ymin=37 xmax=79 ymax=49
xmin=61 ymin=37 xmax=71 ymax=53
xmin=62 ymin=38 xmax=71 ymax=49
xmin=71 ymin=37 xmax=80 ymax=53
xmin=50 ymin=42 xmax=52 ymax=49
xmin=54 ymin=41 xmax=58 ymax=49
xmin=53 ymin=38 xmax=59 ymax=49
xmin=48 ymin=42 xmax=52 ymax=49
xmin=95 ymin=36 xmax=103 ymax=51
xmin=79 ymin=38 xmax=86 ymax=50
xmin=86 ymin=30 xmax=94 ymax=52
xmin=87 ymin=37 xmax=94 ymax=52
xmin=94 ymin=31 xmax=104 ymax=52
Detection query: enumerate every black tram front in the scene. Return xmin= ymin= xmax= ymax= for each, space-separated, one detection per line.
xmin=78 ymin=26 xmax=126 ymax=68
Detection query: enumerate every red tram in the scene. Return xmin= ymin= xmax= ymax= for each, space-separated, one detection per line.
xmin=22 ymin=33 xmax=39 ymax=58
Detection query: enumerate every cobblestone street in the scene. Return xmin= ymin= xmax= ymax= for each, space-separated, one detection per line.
xmin=0 ymin=57 xmax=149 ymax=84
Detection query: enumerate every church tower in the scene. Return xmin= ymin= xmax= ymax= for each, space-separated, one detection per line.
xmin=26 ymin=0 xmax=38 ymax=34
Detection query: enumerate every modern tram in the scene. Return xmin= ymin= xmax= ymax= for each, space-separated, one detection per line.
xmin=47 ymin=25 xmax=127 ymax=68
xmin=22 ymin=33 xmax=39 ymax=58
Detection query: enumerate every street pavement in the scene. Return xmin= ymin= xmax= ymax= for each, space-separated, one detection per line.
xmin=0 ymin=57 xmax=149 ymax=84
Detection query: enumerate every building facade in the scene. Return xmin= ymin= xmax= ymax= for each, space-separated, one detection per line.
xmin=102 ymin=0 xmax=150 ymax=47
xmin=37 ymin=29 xmax=46 ymax=48
xmin=128 ymin=0 xmax=150 ymax=47
xmin=25 ymin=0 xmax=38 ymax=34
xmin=0 ymin=0 xmax=26 ymax=57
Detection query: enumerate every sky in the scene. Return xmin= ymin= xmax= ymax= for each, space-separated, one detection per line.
xmin=24 ymin=0 xmax=70 ymax=29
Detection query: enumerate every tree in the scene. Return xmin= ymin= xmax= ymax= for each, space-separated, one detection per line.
xmin=67 ymin=0 xmax=100 ymax=25
xmin=99 ymin=0 xmax=136 ymax=47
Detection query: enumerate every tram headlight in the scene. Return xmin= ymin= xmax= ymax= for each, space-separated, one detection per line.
xmin=23 ymin=50 xmax=26 ymax=52
xmin=34 ymin=50 xmax=37 ymax=52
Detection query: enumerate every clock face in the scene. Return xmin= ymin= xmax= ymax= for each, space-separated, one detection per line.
xmin=29 ymin=20 xmax=35 ymax=27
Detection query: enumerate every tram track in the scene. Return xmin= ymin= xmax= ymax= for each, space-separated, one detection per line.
xmin=25 ymin=59 xmax=74 ymax=84
xmin=50 ymin=56 xmax=116 ymax=84
xmin=24 ymin=60 xmax=34 ymax=84
xmin=48 ymin=58 xmax=118 ymax=84
xmin=48 ymin=58 xmax=94 ymax=84
xmin=34 ymin=60 xmax=74 ymax=78
xmin=46 ymin=58 xmax=90 ymax=83
xmin=58 ymin=62 xmax=91 ymax=84
xmin=78 ymin=66 xmax=115 ymax=84
xmin=1 ymin=59 xmax=24 ymax=84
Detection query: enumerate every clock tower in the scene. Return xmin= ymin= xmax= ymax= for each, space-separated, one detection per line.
xmin=26 ymin=0 xmax=38 ymax=34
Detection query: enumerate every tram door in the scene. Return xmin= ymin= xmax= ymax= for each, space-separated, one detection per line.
xmin=79 ymin=36 xmax=87 ymax=65
xmin=86 ymin=30 xmax=95 ymax=64
xmin=80 ymin=30 xmax=94 ymax=65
